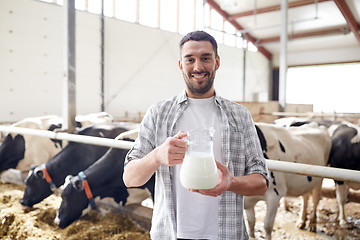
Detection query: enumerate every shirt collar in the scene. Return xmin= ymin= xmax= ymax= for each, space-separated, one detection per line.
xmin=176 ymin=89 xmax=222 ymax=106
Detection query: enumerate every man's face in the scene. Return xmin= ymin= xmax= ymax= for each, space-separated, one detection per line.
xmin=179 ymin=40 xmax=220 ymax=98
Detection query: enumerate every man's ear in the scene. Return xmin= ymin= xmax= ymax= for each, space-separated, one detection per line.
xmin=179 ymin=59 xmax=183 ymax=70
xmin=215 ymin=56 xmax=220 ymax=70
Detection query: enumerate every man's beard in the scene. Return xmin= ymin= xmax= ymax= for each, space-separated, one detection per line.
xmin=183 ymin=71 xmax=215 ymax=96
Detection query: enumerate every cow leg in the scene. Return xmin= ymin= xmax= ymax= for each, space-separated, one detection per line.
xmin=283 ymin=197 xmax=291 ymax=211
xmin=308 ymin=185 xmax=322 ymax=232
xmin=263 ymin=196 xmax=282 ymax=240
xmin=336 ymin=183 xmax=349 ymax=228
xmin=297 ymin=193 xmax=309 ymax=229
xmin=244 ymin=197 xmax=260 ymax=238
xmin=245 ymin=207 xmax=256 ymax=238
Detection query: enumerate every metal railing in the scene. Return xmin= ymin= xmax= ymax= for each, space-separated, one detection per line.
xmin=1 ymin=125 xmax=360 ymax=184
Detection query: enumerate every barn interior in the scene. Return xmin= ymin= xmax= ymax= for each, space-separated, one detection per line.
xmin=0 ymin=0 xmax=360 ymax=239
xmin=1 ymin=0 xmax=359 ymax=124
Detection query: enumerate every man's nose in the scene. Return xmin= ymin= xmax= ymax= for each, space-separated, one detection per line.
xmin=193 ymin=60 xmax=205 ymax=72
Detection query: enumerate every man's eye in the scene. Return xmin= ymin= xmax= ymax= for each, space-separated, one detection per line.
xmin=186 ymin=59 xmax=194 ymax=63
xmin=202 ymin=57 xmax=210 ymax=61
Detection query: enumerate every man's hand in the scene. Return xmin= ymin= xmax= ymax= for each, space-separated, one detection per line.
xmin=155 ymin=131 xmax=188 ymax=166
xmin=190 ymin=161 xmax=233 ymax=197
xmin=190 ymin=161 xmax=268 ymax=197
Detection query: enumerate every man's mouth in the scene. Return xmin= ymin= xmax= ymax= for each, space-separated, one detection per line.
xmin=191 ymin=73 xmax=207 ymax=80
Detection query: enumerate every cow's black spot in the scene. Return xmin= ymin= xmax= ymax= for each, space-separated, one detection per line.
xmin=273 ymin=188 xmax=279 ymax=195
xmin=255 ymin=126 xmax=267 ymax=152
xmin=270 ymin=171 xmax=276 ymax=185
xmin=335 ymin=180 xmax=344 ymax=185
xmin=290 ymin=121 xmax=311 ymax=127
xmin=0 ymin=134 xmax=25 ymax=172
xmin=48 ymin=123 xmax=62 ymax=132
xmin=279 ymin=140 xmax=286 ymax=153
xmin=307 ymin=176 xmax=312 ymax=182
xmin=76 ymin=121 xmax=82 ymax=128
xmin=48 ymin=124 xmax=63 ymax=149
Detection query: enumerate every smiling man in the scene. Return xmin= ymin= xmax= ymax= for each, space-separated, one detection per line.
xmin=123 ymin=30 xmax=269 ymax=240
xmin=179 ymin=38 xmax=219 ymax=98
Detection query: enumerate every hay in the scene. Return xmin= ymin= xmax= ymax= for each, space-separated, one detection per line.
xmin=0 ymin=182 xmax=149 ymax=239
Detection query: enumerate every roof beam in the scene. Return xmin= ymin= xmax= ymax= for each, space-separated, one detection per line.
xmin=229 ymin=0 xmax=330 ymax=20
xmin=333 ymin=0 xmax=360 ymax=43
xmin=206 ymin=0 xmax=272 ymax=60
xmin=257 ymin=26 xmax=349 ymax=44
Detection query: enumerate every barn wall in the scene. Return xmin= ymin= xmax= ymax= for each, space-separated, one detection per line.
xmin=0 ymin=0 xmax=102 ymax=122
xmin=0 ymin=0 xmax=270 ymax=122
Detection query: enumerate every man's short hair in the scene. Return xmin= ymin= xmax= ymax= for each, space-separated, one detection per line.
xmin=179 ymin=30 xmax=218 ymax=57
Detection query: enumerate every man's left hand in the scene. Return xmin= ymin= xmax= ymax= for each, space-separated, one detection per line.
xmin=189 ymin=161 xmax=233 ymax=197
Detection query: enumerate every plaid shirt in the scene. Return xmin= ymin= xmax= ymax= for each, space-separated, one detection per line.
xmin=126 ymin=90 xmax=269 ymax=240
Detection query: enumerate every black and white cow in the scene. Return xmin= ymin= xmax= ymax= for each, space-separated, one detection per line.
xmin=54 ymin=136 xmax=154 ymax=228
xmin=276 ymin=118 xmax=360 ymax=228
xmin=20 ymin=122 xmax=134 ymax=207
xmin=0 ymin=115 xmax=64 ymax=184
xmin=245 ymin=122 xmax=331 ymax=240
xmin=0 ymin=113 xmax=113 ymax=184
xmin=327 ymin=122 xmax=360 ymax=227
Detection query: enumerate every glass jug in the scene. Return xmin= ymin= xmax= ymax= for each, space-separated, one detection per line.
xmin=180 ymin=126 xmax=219 ymax=189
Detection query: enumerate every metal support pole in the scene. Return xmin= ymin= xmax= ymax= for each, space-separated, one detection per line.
xmin=279 ymin=0 xmax=288 ymax=111
xmin=63 ymin=0 xmax=76 ymax=133
xmin=242 ymin=39 xmax=247 ymax=101
xmin=100 ymin=0 xmax=105 ymax=112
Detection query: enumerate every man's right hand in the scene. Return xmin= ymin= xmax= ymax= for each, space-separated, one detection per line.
xmin=155 ymin=131 xmax=188 ymax=166
xmin=124 ymin=131 xmax=188 ymax=187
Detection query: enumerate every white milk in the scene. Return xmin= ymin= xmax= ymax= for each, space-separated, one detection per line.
xmin=180 ymin=152 xmax=218 ymax=189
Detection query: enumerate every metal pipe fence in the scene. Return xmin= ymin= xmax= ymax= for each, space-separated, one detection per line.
xmin=1 ymin=125 xmax=360 ymax=184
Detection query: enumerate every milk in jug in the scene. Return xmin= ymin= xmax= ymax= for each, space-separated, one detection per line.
xmin=180 ymin=127 xmax=218 ymax=189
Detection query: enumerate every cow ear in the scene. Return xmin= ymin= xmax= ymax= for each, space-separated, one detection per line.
xmin=30 ymin=165 xmax=37 ymax=171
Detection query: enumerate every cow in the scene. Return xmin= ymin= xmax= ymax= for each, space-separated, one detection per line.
xmin=276 ymin=118 xmax=360 ymax=228
xmin=326 ymin=122 xmax=360 ymax=228
xmin=0 ymin=112 xmax=113 ymax=184
xmin=20 ymin=122 xmax=136 ymax=207
xmin=273 ymin=117 xmax=311 ymax=128
xmin=244 ymin=122 xmax=331 ymax=240
xmin=0 ymin=115 xmax=63 ymax=184
xmin=54 ymin=135 xmax=154 ymax=228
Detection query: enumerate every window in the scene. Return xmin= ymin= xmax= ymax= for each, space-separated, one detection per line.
xmin=115 ymin=0 xmax=137 ymax=23
xmin=179 ymin=0 xmax=195 ymax=35
xmin=286 ymin=63 xmax=360 ymax=113
xmin=36 ymin=0 xmax=248 ymax=50
xmin=160 ymin=0 xmax=177 ymax=32
xmin=139 ymin=0 xmax=159 ymax=28
xmin=195 ymin=0 xmax=204 ymax=30
xmin=103 ymin=0 xmax=114 ymax=17
xmin=224 ymin=21 xmax=236 ymax=47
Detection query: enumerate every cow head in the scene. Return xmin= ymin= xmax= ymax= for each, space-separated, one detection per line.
xmin=21 ymin=165 xmax=53 ymax=207
xmin=55 ymin=175 xmax=89 ymax=228
xmin=0 ymin=134 xmax=25 ymax=172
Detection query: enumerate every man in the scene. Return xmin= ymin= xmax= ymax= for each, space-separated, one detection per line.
xmin=123 ymin=30 xmax=269 ymax=239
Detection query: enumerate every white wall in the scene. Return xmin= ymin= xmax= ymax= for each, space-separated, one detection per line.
xmin=0 ymin=0 xmax=270 ymax=122
xmin=0 ymin=0 xmax=102 ymax=121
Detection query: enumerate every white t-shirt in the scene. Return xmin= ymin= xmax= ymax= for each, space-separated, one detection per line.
xmin=173 ymin=96 xmax=222 ymax=240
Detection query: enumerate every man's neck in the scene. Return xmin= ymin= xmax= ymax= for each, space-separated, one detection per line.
xmin=185 ymin=89 xmax=215 ymax=99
